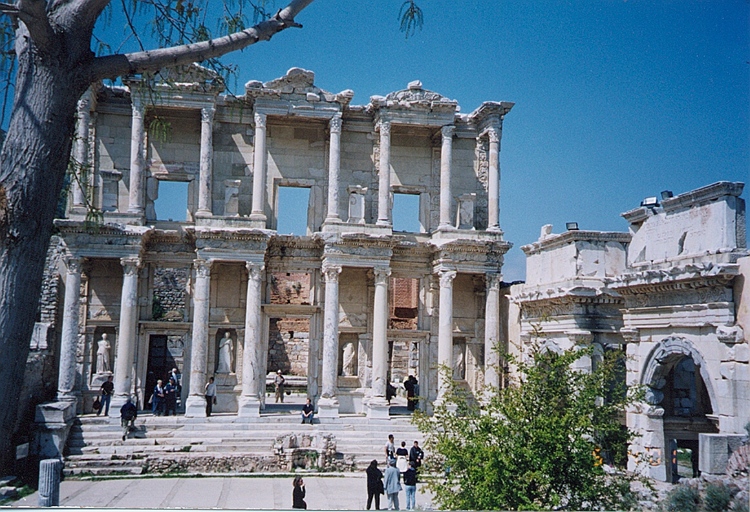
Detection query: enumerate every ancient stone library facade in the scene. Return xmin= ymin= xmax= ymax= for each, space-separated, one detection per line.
xmin=30 ymin=66 xmax=748 ymax=482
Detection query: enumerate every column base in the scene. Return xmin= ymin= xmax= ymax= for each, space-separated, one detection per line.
xmin=184 ymin=395 xmax=208 ymax=417
xmin=110 ymin=394 xmax=129 ymax=411
xmin=237 ymin=396 xmax=262 ymax=418
xmin=248 ymin=212 xmax=267 ymax=227
xmin=316 ymin=397 xmax=340 ymax=420
xmin=366 ymin=397 xmax=390 ymax=419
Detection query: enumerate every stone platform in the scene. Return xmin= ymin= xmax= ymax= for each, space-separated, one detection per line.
xmin=63 ymin=400 xmax=423 ymax=477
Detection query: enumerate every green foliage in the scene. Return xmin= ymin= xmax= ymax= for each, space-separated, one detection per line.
xmin=702 ymin=482 xmax=732 ymax=512
xmin=731 ymin=497 xmax=750 ymax=512
xmin=662 ymin=485 xmax=700 ymax=512
xmin=413 ymin=343 xmax=642 ymax=511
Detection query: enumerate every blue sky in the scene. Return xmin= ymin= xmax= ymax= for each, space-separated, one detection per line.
xmin=121 ymin=1 xmax=748 ymax=280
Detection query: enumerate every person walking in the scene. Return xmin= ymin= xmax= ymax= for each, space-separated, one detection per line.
xmin=98 ymin=375 xmax=114 ymax=416
xmin=120 ymin=396 xmax=137 ymax=441
xmin=274 ymin=370 xmax=286 ymax=403
xmin=403 ymin=461 xmax=418 ymax=510
xmin=205 ymin=376 xmax=217 ymax=416
xmin=384 ymin=457 xmax=402 ymax=510
xmin=292 ymin=476 xmax=307 ymax=509
xmin=366 ymin=459 xmax=384 ymax=510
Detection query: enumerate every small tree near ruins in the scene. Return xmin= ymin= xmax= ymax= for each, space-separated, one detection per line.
xmin=413 ymin=340 xmax=644 ymax=511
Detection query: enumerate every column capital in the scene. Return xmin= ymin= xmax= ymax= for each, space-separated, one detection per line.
xmin=329 ymin=114 xmax=343 ymax=134
xmin=487 ymin=125 xmax=501 ymax=143
xmin=322 ymin=264 xmax=342 ymax=282
xmin=194 ymin=258 xmax=213 ymax=278
xmin=131 ymin=96 xmax=145 ymax=117
xmin=486 ymin=272 xmax=502 ymax=290
xmin=566 ymin=329 xmax=594 ymax=346
xmin=245 ymin=261 xmax=265 ymax=280
xmin=377 ymin=120 xmax=391 ymax=136
xmin=201 ymin=105 xmax=216 ymax=123
xmin=120 ymin=257 xmax=142 ymax=276
xmin=373 ymin=266 xmax=391 ymax=284
xmin=439 ymin=270 xmax=457 ymax=287
xmin=64 ymin=256 xmax=84 ymax=275
xmin=441 ymin=125 xmax=455 ymax=139
xmin=254 ymin=112 xmax=267 ymax=129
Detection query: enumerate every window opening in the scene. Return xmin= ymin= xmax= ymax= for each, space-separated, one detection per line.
xmin=393 ymin=193 xmax=420 ymax=233
xmin=155 ymin=181 xmax=189 ymax=221
xmin=277 ymin=186 xmax=311 ymax=235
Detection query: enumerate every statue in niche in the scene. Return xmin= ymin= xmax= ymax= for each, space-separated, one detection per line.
xmin=452 ymin=343 xmax=465 ymax=380
xmin=341 ymin=341 xmax=357 ymax=376
xmin=217 ymin=332 xmax=234 ymax=373
xmin=96 ymin=333 xmax=111 ymax=373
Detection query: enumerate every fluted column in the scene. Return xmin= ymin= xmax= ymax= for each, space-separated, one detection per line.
xmin=437 ymin=270 xmax=456 ymax=401
xmin=111 ymin=257 xmax=142 ymax=409
xmin=368 ymin=267 xmax=391 ymax=418
xmin=439 ymin=125 xmax=455 ymax=229
xmin=56 ymin=256 xmax=83 ymax=403
xmin=487 ymin=126 xmax=501 ymax=231
xmin=197 ymin=105 xmax=215 ymax=215
xmin=376 ymin=121 xmax=392 ymax=227
xmin=238 ymin=262 xmax=265 ymax=417
xmin=127 ymin=97 xmax=146 ymax=215
xmin=72 ymin=94 xmax=91 ymax=208
xmin=318 ymin=264 xmax=342 ymax=418
xmin=185 ymin=259 xmax=212 ymax=417
xmin=483 ymin=272 xmax=502 ymax=390
xmin=325 ymin=114 xmax=343 ymax=222
xmin=250 ymin=112 xmax=268 ymax=223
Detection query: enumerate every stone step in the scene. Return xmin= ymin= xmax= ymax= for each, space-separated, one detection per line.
xmin=63 ymin=466 xmax=144 ymax=477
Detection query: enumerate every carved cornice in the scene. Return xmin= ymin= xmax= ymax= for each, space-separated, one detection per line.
xmin=370 ymin=81 xmax=458 ymax=113
xmin=126 ymin=63 xmax=225 ymax=95
xmin=611 ymin=263 xmax=740 ymax=294
xmin=244 ymin=68 xmax=353 ymax=107
xmin=661 ymin=181 xmax=744 ymax=213
xmin=521 ymin=230 xmax=631 ymax=256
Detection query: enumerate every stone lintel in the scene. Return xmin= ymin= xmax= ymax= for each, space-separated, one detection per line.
xmin=662 ymin=181 xmax=744 ymax=213
xmin=521 ymin=230 xmax=631 ymax=256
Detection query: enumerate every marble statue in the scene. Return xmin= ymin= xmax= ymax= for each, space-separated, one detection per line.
xmin=452 ymin=344 xmax=465 ymax=380
xmin=217 ymin=332 xmax=234 ymax=373
xmin=342 ymin=341 xmax=356 ymax=376
xmin=96 ymin=334 xmax=111 ymax=373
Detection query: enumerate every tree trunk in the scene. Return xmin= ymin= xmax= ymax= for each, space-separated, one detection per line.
xmin=0 ymin=30 xmax=90 ymax=470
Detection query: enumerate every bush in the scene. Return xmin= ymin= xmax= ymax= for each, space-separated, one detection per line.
xmin=662 ymin=486 xmax=700 ymax=512
xmin=703 ymin=482 xmax=732 ymax=512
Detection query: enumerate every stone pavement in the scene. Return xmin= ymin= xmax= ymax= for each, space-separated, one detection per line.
xmin=9 ymin=474 xmax=435 ymax=510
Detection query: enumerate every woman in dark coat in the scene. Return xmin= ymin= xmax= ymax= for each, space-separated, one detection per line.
xmin=366 ymin=459 xmax=384 ymax=510
xmin=292 ymin=476 xmax=306 ymax=509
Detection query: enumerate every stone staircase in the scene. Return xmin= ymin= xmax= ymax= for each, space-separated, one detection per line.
xmin=63 ymin=408 xmax=424 ymax=477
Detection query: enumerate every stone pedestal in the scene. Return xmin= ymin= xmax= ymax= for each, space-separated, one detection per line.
xmin=366 ymin=397 xmax=390 ymax=419
xmin=316 ymin=397 xmax=340 ymax=421
xmin=214 ymin=374 xmax=238 ymax=413
xmin=34 ymin=401 xmax=77 ymax=460
xmin=699 ymin=433 xmax=746 ymax=475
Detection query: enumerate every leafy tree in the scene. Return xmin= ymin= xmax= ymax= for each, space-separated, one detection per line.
xmin=413 ymin=343 xmax=642 ymax=511
xmin=0 ymin=0 xmax=422 ymax=470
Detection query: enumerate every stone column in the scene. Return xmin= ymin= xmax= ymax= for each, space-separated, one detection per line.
xmin=368 ymin=266 xmax=391 ymax=418
xmin=250 ymin=112 xmax=268 ymax=223
xmin=325 ymin=114 xmax=343 ymax=222
xmin=184 ymin=259 xmax=212 ymax=417
xmin=319 ymin=264 xmax=342 ymax=418
xmin=487 ymin=126 xmax=501 ymax=231
xmin=437 ymin=270 xmax=456 ymax=401
xmin=72 ymin=94 xmax=91 ymax=208
xmin=197 ymin=105 xmax=215 ymax=215
xmin=127 ymin=97 xmax=146 ymax=215
xmin=483 ymin=272 xmax=502 ymax=390
xmin=56 ymin=256 xmax=83 ymax=403
xmin=111 ymin=257 xmax=142 ymax=409
xmin=238 ymin=262 xmax=265 ymax=417
xmin=438 ymin=125 xmax=455 ymax=229
xmin=376 ymin=121 xmax=392 ymax=227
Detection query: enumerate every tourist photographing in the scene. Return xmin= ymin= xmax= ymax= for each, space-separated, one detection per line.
xmin=292 ymin=476 xmax=306 ymax=509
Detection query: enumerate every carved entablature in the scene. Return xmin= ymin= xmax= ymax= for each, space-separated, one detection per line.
xmin=189 ymin=227 xmax=270 ymax=255
xmin=266 ymin=236 xmax=324 ymax=261
xmin=370 ymin=80 xmax=458 ymax=114
xmin=54 ymin=220 xmax=148 ymax=259
xmin=243 ymin=67 xmax=354 ymax=108
xmin=125 ymin=63 xmax=225 ymax=96
xmin=431 ymin=239 xmax=511 ymax=273
xmin=143 ymin=229 xmax=195 ymax=255
xmin=321 ymin=233 xmax=397 ymax=266
xmin=515 ymin=291 xmax=624 ymax=324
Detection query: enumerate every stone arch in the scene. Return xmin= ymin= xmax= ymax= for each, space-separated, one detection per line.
xmin=641 ymin=336 xmax=718 ymax=416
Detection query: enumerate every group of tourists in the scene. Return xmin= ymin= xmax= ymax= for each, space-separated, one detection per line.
xmin=367 ymin=435 xmax=425 ymax=510
xmin=152 ymin=368 xmax=182 ymax=416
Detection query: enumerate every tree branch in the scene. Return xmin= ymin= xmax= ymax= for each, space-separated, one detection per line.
xmin=16 ymin=0 xmax=57 ymax=55
xmin=89 ymin=0 xmax=313 ymax=81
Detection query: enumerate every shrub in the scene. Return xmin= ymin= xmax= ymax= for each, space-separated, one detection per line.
xmin=662 ymin=485 xmax=700 ymax=512
xmin=703 ymin=482 xmax=732 ymax=512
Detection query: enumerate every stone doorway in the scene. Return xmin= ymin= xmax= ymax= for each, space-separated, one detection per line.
xmin=145 ymin=334 xmax=185 ymax=409
xmin=265 ymin=317 xmax=311 ymax=407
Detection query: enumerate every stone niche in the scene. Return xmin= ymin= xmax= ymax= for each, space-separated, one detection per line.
xmin=268 ymin=317 xmax=310 ymax=376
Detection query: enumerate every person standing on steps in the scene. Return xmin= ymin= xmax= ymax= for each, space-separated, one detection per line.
xmin=274 ymin=369 xmax=286 ymax=403
xmin=366 ymin=459 xmax=384 ymax=510
xmin=292 ymin=476 xmax=307 ymax=509
xmin=98 ymin=375 xmax=114 ymax=416
xmin=395 ymin=441 xmax=409 ymax=473
xmin=384 ymin=457 xmax=402 ymax=510
xmin=384 ymin=434 xmax=395 ymax=463
xmin=120 ymin=396 xmax=137 ymax=441
xmin=152 ymin=379 xmax=166 ymax=416
xmin=205 ymin=376 xmax=217 ymax=416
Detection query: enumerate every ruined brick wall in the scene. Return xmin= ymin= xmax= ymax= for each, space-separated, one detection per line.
xmin=268 ymin=318 xmax=310 ymax=376
xmin=390 ymin=277 xmax=418 ymax=330
xmin=37 ymin=236 xmax=64 ymax=326
xmin=270 ymin=272 xmax=311 ymax=305
xmin=152 ymin=266 xmax=189 ymax=321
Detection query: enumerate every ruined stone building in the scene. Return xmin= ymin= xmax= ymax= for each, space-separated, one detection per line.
xmin=28 ymin=65 xmax=748 ymax=482
xmin=44 ymin=66 xmax=512 ymax=422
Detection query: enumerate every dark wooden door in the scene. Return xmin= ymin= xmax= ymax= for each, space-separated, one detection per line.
xmin=145 ymin=334 xmax=185 ymax=407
